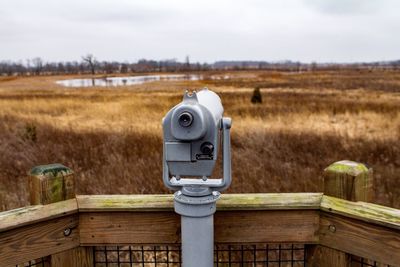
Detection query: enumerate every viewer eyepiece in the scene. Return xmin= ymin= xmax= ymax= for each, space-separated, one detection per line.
xmin=178 ymin=112 xmax=193 ymax=127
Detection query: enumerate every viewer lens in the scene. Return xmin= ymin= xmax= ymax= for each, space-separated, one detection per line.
xmin=178 ymin=112 xmax=193 ymax=127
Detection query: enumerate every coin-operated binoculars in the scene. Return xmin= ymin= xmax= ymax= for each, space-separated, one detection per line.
xmin=163 ymin=88 xmax=232 ymax=267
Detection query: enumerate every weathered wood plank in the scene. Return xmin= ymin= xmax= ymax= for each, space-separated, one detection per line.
xmin=0 ymin=199 xmax=78 ymax=233
xmin=79 ymin=212 xmax=181 ymax=245
xmin=77 ymin=194 xmax=174 ymax=212
xmin=76 ymin=193 xmax=322 ymax=212
xmin=218 ymin=193 xmax=322 ymax=210
xmin=79 ymin=210 xmax=319 ymax=245
xmin=319 ymin=212 xmax=400 ymax=266
xmin=214 ymin=210 xmax=319 ymax=243
xmin=0 ymin=215 xmax=79 ymax=266
xmin=321 ymin=195 xmax=400 ymax=230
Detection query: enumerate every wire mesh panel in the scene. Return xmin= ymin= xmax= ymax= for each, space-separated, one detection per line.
xmin=351 ymin=255 xmax=392 ymax=267
xmin=94 ymin=245 xmax=182 ymax=267
xmin=16 ymin=257 xmax=49 ymax=267
xmin=93 ymin=244 xmax=305 ymax=267
xmin=215 ymin=244 xmax=305 ymax=267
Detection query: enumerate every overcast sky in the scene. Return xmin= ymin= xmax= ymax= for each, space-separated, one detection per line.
xmin=1 ymin=0 xmax=399 ymax=63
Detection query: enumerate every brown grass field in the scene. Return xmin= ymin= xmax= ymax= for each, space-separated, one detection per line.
xmin=0 ymin=69 xmax=399 ymax=211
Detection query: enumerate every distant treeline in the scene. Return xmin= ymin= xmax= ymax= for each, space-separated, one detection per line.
xmin=1 ymin=55 xmax=400 ymax=76
xmin=0 ymin=57 xmax=210 ymax=76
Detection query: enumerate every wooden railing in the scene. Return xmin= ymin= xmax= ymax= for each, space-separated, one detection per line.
xmin=0 ymin=161 xmax=399 ymax=267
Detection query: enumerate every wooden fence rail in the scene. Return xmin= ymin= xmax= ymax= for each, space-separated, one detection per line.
xmin=0 ymin=161 xmax=399 ymax=267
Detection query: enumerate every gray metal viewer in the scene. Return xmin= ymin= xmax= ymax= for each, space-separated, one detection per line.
xmin=162 ymin=88 xmax=232 ymax=267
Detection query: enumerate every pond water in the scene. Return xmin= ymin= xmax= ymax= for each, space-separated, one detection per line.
xmin=56 ymin=74 xmax=203 ymax=87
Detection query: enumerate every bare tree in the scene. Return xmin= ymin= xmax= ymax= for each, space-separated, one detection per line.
xmin=310 ymin=61 xmax=317 ymax=72
xmin=82 ymin=54 xmax=97 ymax=75
xmin=120 ymin=63 xmax=129 ymax=73
xmin=32 ymin=57 xmax=43 ymax=75
xmin=185 ymin=55 xmax=190 ymax=71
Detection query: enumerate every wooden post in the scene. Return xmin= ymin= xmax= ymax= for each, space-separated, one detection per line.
xmin=323 ymin=160 xmax=373 ymax=202
xmin=29 ymin=163 xmax=75 ymax=205
xmin=28 ymin=163 xmax=93 ymax=267
xmin=50 ymin=247 xmax=94 ymax=267
xmin=306 ymin=160 xmax=373 ymax=267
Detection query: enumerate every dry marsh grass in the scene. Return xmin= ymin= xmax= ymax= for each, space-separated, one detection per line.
xmin=0 ymin=70 xmax=399 ymax=211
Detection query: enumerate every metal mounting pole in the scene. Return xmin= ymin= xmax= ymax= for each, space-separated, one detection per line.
xmin=174 ymin=191 xmax=220 ymax=267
